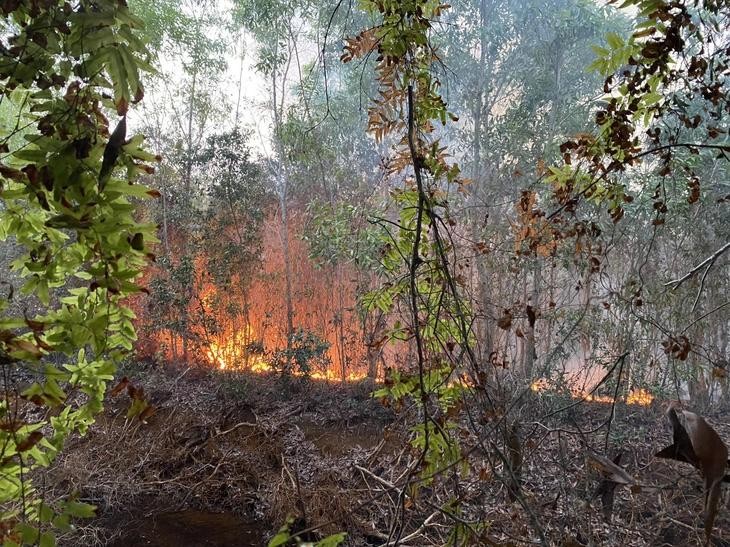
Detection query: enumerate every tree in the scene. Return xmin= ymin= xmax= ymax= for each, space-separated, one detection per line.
xmin=437 ymin=0 xmax=627 ymax=380
xmin=138 ymin=128 xmax=269 ymax=367
xmin=233 ymin=0 xmax=315 ymax=347
xmin=128 ymin=0 xmax=232 ymax=362
xmin=539 ymin=0 xmax=730 ymax=402
xmin=0 ymin=0 xmax=156 ymax=542
xmin=342 ymin=0 xmax=505 ymax=542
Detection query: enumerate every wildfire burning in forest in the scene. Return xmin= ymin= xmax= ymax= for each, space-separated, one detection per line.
xmin=137 ymin=211 xmax=659 ymax=396
xmin=206 ymin=334 xmax=365 ymax=379
xmin=137 ymin=211 xmax=377 ymax=381
xmin=530 ymin=378 xmax=654 ymax=406
xmin=205 ymin=331 xmax=368 ymax=382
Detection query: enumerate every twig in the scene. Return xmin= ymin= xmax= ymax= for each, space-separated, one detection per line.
xmin=380 ymin=511 xmax=439 ymax=546
xmin=173 ymin=366 xmax=191 ymax=384
xmin=690 ymin=259 xmax=712 ymax=312
xmin=666 ymin=516 xmax=696 ymax=531
xmin=355 ymin=464 xmax=397 ymax=490
xmin=366 ymin=438 xmax=386 ymax=465
xmin=665 ymin=241 xmax=730 ymax=289
xmin=180 ymin=449 xmax=234 ymax=504
xmin=213 ymin=421 xmax=258 ymax=438
xmin=680 ymin=300 xmax=730 ymax=334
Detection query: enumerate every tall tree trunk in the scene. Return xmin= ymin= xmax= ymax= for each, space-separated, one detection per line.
xmin=234 ymin=37 xmax=245 ymax=127
xmin=580 ymin=267 xmax=592 ymax=371
xmin=278 ymin=181 xmax=294 ymax=345
xmin=160 ymin=183 xmax=170 ymax=255
xmin=272 ymin=68 xmax=295 ymax=347
xmin=181 ymin=69 xmax=197 ymax=363
xmin=184 ymin=70 xmax=197 ymax=194
xmin=470 ymin=0 xmax=494 ymax=362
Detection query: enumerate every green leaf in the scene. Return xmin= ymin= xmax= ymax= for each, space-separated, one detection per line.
xmin=606 ymin=32 xmax=624 ymax=49
xmin=107 ymin=48 xmax=130 ymax=115
xmin=62 ymin=501 xmax=96 ymax=519
xmin=591 ymin=45 xmax=609 ymax=57
xmin=39 ymin=531 xmax=56 ymax=547
xmin=268 ymin=530 xmax=291 ymax=547
xmin=118 ymin=45 xmax=142 ymax=100
xmin=316 ymin=533 xmax=347 ymax=547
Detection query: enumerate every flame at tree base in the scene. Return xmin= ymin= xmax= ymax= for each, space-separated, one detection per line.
xmin=205 ymin=329 xmax=369 ymax=382
xmin=530 ymin=378 xmax=654 ymax=406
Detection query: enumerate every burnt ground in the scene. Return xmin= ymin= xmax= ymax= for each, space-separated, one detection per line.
xmin=41 ymin=364 xmax=730 ymax=546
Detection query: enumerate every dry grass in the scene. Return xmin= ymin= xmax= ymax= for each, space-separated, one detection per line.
xmin=32 ymin=366 xmax=730 ymax=546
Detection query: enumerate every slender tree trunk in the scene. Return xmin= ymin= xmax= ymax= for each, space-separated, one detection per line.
xmin=184 ymin=70 xmax=197 ymax=194
xmin=530 ymin=38 xmax=564 ymax=378
xmin=336 ymin=264 xmax=347 ymax=381
xmin=171 ymin=331 xmax=177 ymax=362
xmin=278 ymin=185 xmax=294 ymax=345
xmin=271 ymin=69 xmax=295 ymax=347
xmin=523 ymin=262 xmax=540 ymax=380
xmin=470 ymin=0 xmax=494 ymax=362
xmin=180 ymin=69 xmax=197 ymax=364
xmin=160 ymin=184 xmax=170 ymax=255
xmin=580 ymin=267 xmax=592 ymax=370
xmin=234 ymin=37 xmax=245 ymax=127
xmin=544 ymin=264 xmax=555 ymax=360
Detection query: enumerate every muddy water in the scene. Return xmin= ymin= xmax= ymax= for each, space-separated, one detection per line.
xmin=108 ymin=510 xmax=266 ymax=547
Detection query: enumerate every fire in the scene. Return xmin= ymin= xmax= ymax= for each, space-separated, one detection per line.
xmin=204 ymin=327 xmax=369 ymax=382
xmin=530 ymin=379 xmax=654 ymax=406
xmin=626 ymin=388 xmax=654 ymax=406
xmin=205 ymin=325 xmax=265 ymax=371
xmin=309 ymin=369 xmax=369 ymax=382
xmin=206 ymin=340 xmax=268 ymax=371
xmin=135 ymin=210 xmax=374 ymax=381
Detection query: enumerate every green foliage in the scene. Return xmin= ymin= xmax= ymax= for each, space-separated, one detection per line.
xmin=145 ymin=254 xmax=196 ymax=342
xmin=344 ymin=0 xmax=474 ymax=533
xmin=588 ymin=31 xmax=640 ymax=76
xmin=267 ymin=516 xmax=347 ymax=547
xmin=271 ymin=328 xmax=331 ymax=376
xmin=375 ymin=364 xmax=466 ymax=479
xmin=0 ymin=0 xmax=155 ymax=542
xmin=195 ymin=129 xmax=267 ymax=285
xmin=304 ymin=202 xmax=381 ymax=269
xmin=130 ymin=0 xmax=228 ymax=73
xmin=552 ymin=0 xmax=730 ymax=222
xmin=233 ymin=0 xmax=313 ymax=74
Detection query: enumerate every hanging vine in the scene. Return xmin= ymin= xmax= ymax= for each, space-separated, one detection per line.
xmin=342 ymin=1 xmax=506 ymax=543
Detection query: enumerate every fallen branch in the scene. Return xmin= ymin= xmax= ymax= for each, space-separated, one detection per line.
xmin=355 ymin=464 xmax=397 ymax=490
xmin=213 ymin=420 xmax=258 ymax=438
xmin=380 ymin=511 xmax=439 ymax=546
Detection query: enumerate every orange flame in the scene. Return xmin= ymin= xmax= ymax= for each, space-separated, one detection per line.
xmin=204 ymin=321 xmax=262 ymax=370
xmin=530 ymin=379 xmax=654 ymax=406
xmin=203 ymin=323 xmax=369 ymax=381
xmin=134 ymin=210 xmax=378 ymax=380
xmin=626 ymin=388 xmax=654 ymax=406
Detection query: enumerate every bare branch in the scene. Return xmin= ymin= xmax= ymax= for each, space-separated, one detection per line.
xmin=665 ymin=241 xmax=730 ymax=289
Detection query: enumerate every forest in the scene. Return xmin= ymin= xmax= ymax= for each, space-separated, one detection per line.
xmin=0 ymin=0 xmax=729 ymax=545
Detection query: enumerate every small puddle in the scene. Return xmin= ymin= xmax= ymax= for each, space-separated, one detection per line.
xmin=108 ymin=510 xmax=266 ymax=547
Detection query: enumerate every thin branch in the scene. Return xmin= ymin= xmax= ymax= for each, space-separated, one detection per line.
xmin=630 ymin=142 xmax=730 ymax=161
xmin=665 ymin=241 xmax=730 ymax=289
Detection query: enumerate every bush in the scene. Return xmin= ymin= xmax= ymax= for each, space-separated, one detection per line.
xmin=270 ymin=329 xmax=331 ymax=377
